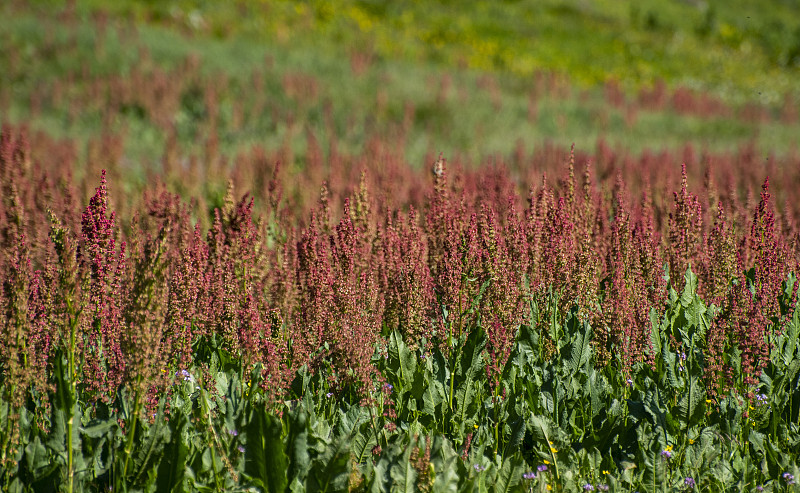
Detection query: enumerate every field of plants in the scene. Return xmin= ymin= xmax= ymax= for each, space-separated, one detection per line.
xmin=2 ymin=1 xmax=800 ymax=492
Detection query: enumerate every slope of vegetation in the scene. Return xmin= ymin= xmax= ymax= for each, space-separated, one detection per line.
xmin=2 ymin=1 xmax=800 ymax=492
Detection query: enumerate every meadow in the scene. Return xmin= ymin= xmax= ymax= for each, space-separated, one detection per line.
xmin=1 ymin=1 xmax=800 ymax=492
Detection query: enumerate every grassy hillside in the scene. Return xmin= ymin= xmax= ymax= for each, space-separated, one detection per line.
xmin=70 ymin=0 xmax=800 ymax=102
xmin=1 ymin=0 xmax=798 ymax=171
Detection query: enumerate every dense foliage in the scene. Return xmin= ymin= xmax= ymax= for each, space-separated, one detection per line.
xmin=3 ymin=2 xmax=800 ymax=491
xmin=1 ymin=125 xmax=799 ymax=491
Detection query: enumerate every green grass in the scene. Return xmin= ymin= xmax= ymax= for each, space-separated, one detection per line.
xmin=62 ymin=0 xmax=800 ymax=103
xmin=1 ymin=0 xmax=799 ymax=169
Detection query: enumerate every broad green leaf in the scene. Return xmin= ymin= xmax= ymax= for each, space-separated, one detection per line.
xmin=675 ymin=376 xmax=704 ymax=429
xmin=679 ymin=266 xmax=698 ymax=307
xmin=387 ymin=443 xmax=417 ymax=493
xmin=493 ymin=456 xmax=524 ymax=493
xmin=566 ymin=320 xmax=592 ymax=374
xmin=781 ymin=308 xmax=800 ymax=366
xmin=80 ymin=419 xmax=117 ymax=439
xmin=287 ymin=406 xmax=311 ymax=486
xmin=636 ymin=423 xmax=667 ymax=492
xmin=388 ymin=330 xmax=417 ymax=391
xmin=307 ymin=433 xmax=352 ymax=493
xmin=156 ymin=412 xmax=190 ymax=493
xmin=453 ymin=326 xmax=486 ymax=433
xmin=244 ymin=407 xmax=288 ymax=493
xmin=23 ymin=436 xmax=50 ymax=477
xmin=648 ymin=308 xmax=662 ymax=360
xmin=430 ymin=435 xmax=459 ymax=493
xmin=351 ymin=419 xmax=378 ymax=465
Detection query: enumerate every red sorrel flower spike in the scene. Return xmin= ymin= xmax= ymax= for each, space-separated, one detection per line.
xmin=379 ymin=207 xmax=435 ymax=348
xmin=79 ymin=170 xmax=126 ymax=402
xmin=1 ymin=232 xmax=33 ymax=408
xmin=703 ymin=201 xmax=737 ymax=303
xmin=485 ymin=318 xmax=512 ymax=390
xmin=668 ymin=163 xmax=703 ymax=289
xmin=565 ymin=143 xmax=576 ymax=209
xmin=541 ymin=196 xmax=575 ymax=304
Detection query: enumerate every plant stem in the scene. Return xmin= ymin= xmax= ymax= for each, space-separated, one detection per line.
xmin=66 ymin=297 xmax=78 ymax=493
xmin=200 ymin=390 xmax=224 ymax=491
xmin=122 ymin=383 xmax=142 ymax=482
xmin=367 ymin=405 xmax=383 ymax=449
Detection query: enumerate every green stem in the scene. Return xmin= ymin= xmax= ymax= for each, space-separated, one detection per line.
xmin=210 ymin=442 xmax=221 ymax=490
xmin=122 ymin=384 xmax=142 ymax=482
xmin=201 ymin=391 xmax=224 ymax=491
xmin=492 ymin=386 xmax=500 ymax=456
xmin=448 ymin=357 xmax=456 ymax=413
xmin=377 ymin=389 xmax=388 ymax=446
xmin=367 ymin=405 xmax=383 ymax=449
xmin=66 ymin=297 xmax=78 ymax=493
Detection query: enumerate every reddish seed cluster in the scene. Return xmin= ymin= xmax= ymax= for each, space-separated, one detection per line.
xmin=1 ymin=123 xmax=800 ymax=409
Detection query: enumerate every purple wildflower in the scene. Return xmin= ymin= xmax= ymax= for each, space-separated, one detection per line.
xmin=684 ymin=477 xmax=695 ymax=488
xmin=537 ymin=464 xmax=548 ymax=472
xmin=522 ymin=472 xmax=537 ymax=480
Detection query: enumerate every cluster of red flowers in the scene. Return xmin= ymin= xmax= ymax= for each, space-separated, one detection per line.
xmin=1 ymin=123 xmax=799 ymax=408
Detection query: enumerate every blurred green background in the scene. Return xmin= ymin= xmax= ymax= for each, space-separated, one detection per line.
xmin=2 ymin=0 xmax=799 ymax=170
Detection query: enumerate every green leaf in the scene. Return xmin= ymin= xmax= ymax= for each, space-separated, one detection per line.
xmin=387 ymin=443 xmax=417 ymax=493
xmin=453 ymin=326 xmax=486 ymax=434
xmin=286 ymin=406 xmax=311 ymax=486
xmin=680 ymin=266 xmax=698 ymax=307
xmin=366 ymin=456 xmax=389 ymax=493
xmin=430 ymin=435 xmax=459 ymax=492
xmin=350 ymin=419 xmax=377 ymax=465
xmin=307 ymin=433 xmax=352 ymax=493
xmin=244 ymin=407 xmax=288 ymax=493
xmin=493 ymin=456 xmax=524 ymax=493
xmin=388 ymin=330 xmax=417 ymax=392
xmin=566 ymin=320 xmax=592 ymax=374
xmin=80 ymin=419 xmax=117 ymax=439
xmin=781 ymin=308 xmax=800 ymax=366
xmin=23 ymin=436 xmax=51 ymax=477
xmin=675 ymin=376 xmax=704 ymax=429
xmin=648 ymin=308 xmax=662 ymax=360
xmin=131 ymin=402 xmax=171 ymax=484
xmin=502 ymin=418 xmax=526 ymax=460
xmin=156 ymin=412 xmax=190 ymax=493
xmin=636 ymin=423 xmax=667 ymax=491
